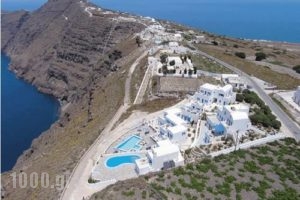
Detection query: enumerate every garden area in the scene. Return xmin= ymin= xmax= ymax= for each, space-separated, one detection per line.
xmin=191 ymin=54 xmax=232 ymax=74
xmin=236 ymin=89 xmax=281 ymax=130
xmin=90 ymin=138 xmax=300 ymax=200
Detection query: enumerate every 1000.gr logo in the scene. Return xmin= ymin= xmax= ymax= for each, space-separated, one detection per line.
xmin=10 ymin=172 xmax=68 ymax=191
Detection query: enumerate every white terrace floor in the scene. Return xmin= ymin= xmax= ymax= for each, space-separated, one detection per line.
xmin=91 ymin=152 xmax=147 ymax=181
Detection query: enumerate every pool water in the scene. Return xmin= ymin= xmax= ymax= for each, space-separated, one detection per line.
xmin=106 ymin=155 xmax=140 ymax=168
xmin=116 ymin=135 xmax=142 ymax=151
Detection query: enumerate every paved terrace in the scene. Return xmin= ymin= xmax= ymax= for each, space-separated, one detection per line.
xmin=91 ymin=152 xmax=146 ymax=181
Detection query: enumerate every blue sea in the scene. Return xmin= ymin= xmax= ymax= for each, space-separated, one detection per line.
xmin=93 ymin=0 xmax=300 ymax=43
xmin=1 ymin=54 xmax=60 ymax=172
xmin=2 ymin=0 xmax=299 ymax=42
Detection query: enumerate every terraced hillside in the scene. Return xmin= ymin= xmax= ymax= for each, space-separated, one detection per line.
xmin=90 ymin=138 xmax=300 ymax=200
xmin=1 ymin=0 xmax=144 ymax=100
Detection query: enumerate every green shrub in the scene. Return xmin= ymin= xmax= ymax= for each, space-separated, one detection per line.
xmin=160 ymin=54 xmax=168 ymax=63
xmin=178 ymin=178 xmax=189 ymax=188
xmin=190 ymin=177 xmax=205 ymax=192
xmin=235 ymin=52 xmax=246 ymax=59
xmin=216 ymin=182 xmax=231 ymax=197
xmin=268 ymin=188 xmax=299 ymax=200
xmin=225 ymin=175 xmax=236 ymax=183
xmin=122 ymin=190 xmax=135 ymax=196
xmin=88 ymin=177 xmax=98 ymax=183
xmin=236 ymin=93 xmax=245 ymax=102
xmin=166 ymin=187 xmax=173 ymax=193
xmin=174 ymin=187 xmax=182 ymax=195
xmin=169 ymin=60 xmax=175 ymax=66
xmin=173 ymin=166 xmax=185 ymax=176
xmin=244 ymin=161 xmax=260 ymax=173
xmin=212 ymin=41 xmax=218 ymax=45
xmin=255 ymin=52 xmax=267 ymax=61
xmin=292 ymin=65 xmax=300 ymax=74
xmin=240 ymin=90 xmax=281 ymax=129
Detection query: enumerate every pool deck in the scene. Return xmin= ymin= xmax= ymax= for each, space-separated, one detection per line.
xmin=82 ymin=101 xmax=189 ymax=198
xmin=106 ymin=124 xmax=157 ymax=154
xmin=91 ymin=152 xmax=146 ymax=181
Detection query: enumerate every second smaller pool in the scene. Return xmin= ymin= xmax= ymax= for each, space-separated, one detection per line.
xmin=116 ymin=135 xmax=142 ymax=151
xmin=106 ymin=155 xmax=140 ymax=168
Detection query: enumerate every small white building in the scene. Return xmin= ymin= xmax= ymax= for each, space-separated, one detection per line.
xmin=164 ymin=108 xmax=186 ymax=125
xmin=293 ymin=86 xmax=300 ymax=106
xmin=135 ymin=157 xmax=151 ymax=175
xmin=195 ymin=35 xmax=205 ymax=43
xmin=222 ymin=74 xmax=247 ymax=90
xmin=180 ymin=100 xmax=203 ymax=122
xmin=166 ymin=124 xmax=187 ymax=143
xmin=217 ymin=104 xmax=251 ymax=135
xmin=135 ymin=140 xmax=184 ymax=174
xmin=169 ymin=41 xmax=179 ymax=47
xmin=195 ymin=83 xmax=236 ymax=106
xmin=174 ymin=33 xmax=182 ymax=40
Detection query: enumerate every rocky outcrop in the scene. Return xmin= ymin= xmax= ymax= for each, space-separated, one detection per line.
xmin=1 ymin=0 xmax=144 ymax=102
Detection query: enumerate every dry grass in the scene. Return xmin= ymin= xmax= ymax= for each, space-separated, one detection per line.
xmin=191 ymin=54 xmax=232 ymax=73
xmin=116 ymin=98 xmax=181 ymax=127
xmin=159 ymin=76 xmax=220 ymax=92
xmin=197 ymin=44 xmax=300 ymax=89
xmin=131 ymin=98 xmax=181 ymax=113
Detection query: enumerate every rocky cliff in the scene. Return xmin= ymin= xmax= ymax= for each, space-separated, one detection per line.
xmin=1 ymin=0 xmax=147 ymax=199
xmin=1 ymin=0 xmax=144 ymax=101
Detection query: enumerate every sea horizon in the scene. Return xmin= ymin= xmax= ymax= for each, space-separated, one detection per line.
xmin=1 ymin=0 xmax=300 ymax=43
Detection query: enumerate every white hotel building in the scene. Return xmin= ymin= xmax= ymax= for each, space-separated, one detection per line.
xmin=217 ymin=104 xmax=251 ymax=135
xmin=158 ymin=108 xmax=188 ymax=144
xmin=195 ymin=83 xmax=236 ymax=106
xmin=135 ymin=139 xmax=184 ymax=175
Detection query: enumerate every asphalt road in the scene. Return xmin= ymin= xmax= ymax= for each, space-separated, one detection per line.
xmin=193 ymin=47 xmax=300 ymax=140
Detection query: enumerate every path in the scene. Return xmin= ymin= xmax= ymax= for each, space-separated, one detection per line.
xmin=133 ymin=47 xmax=160 ymax=105
xmin=125 ymin=48 xmax=149 ymax=105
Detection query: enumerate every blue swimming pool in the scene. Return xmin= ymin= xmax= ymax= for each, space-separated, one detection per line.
xmin=106 ymin=155 xmax=140 ymax=168
xmin=116 ymin=135 xmax=142 ymax=151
